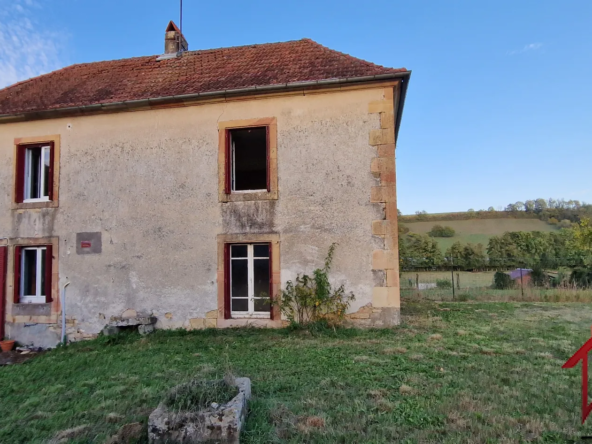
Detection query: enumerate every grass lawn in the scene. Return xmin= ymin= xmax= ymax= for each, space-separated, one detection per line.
xmin=1 ymin=300 xmax=591 ymax=443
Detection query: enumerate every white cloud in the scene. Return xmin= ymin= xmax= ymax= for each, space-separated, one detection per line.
xmin=507 ymin=43 xmax=543 ymax=56
xmin=0 ymin=0 xmax=68 ymax=88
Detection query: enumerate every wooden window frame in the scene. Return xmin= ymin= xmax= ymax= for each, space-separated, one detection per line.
xmin=15 ymin=246 xmax=51 ymax=304
xmin=13 ymin=135 xmax=60 ymax=209
xmin=0 ymin=246 xmax=7 ymax=340
xmin=218 ymin=118 xmax=278 ymax=202
xmin=228 ymin=243 xmax=272 ymax=319
xmin=6 ymin=237 xmax=60 ymax=325
xmin=217 ymin=233 xmax=280 ymax=325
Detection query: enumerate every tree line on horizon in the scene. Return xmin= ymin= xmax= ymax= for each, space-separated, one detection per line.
xmin=410 ymin=197 xmax=592 ymax=225
xmin=399 ymin=219 xmax=592 ymax=275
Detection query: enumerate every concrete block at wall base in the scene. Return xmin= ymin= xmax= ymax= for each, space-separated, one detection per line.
xmin=6 ymin=322 xmax=60 ymax=348
xmin=138 ymin=324 xmax=155 ymax=335
xmin=372 ymin=287 xmax=400 ymax=308
xmin=189 ymin=318 xmax=206 ymax=330
xmin=102 ymin=325 xmax=122 ymax=336
xmin=346 ymin=306 xmax=401 ymax=328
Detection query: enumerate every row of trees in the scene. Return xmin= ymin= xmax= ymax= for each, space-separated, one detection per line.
xmin=399 ymin=219 xmax=592 ymax=271
xmin=411 ymin=198 xmax=592 ymax=225
xmin=503 ymin=198 xmax=592 ymax=225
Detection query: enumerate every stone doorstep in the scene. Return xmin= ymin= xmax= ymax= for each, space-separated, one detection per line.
xmin=148 ymin=377 xmax=251 ymax=444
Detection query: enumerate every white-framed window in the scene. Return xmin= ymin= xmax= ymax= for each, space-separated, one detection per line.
xmin=230 ymin=243 xmax=271 ymax=318
xmin=20 ymin=247 xmax=47 ymax=304
xmin=228 ymin=127 xmax=268 ymax=192
xmin=24 ymin=145 xmax=51 ymax=202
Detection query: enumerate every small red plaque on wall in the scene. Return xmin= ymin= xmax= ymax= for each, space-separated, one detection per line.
xmin=80 ymin=241 xmax=92 ymax=248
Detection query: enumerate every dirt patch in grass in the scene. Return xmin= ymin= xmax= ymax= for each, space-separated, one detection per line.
xmin=0 ymin=349 xmax=44 ymax=366
xmin=382 ymin=347 xmax=407 ymax=355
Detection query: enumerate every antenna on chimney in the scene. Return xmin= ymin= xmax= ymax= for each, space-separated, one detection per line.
xmin=180 ymin=0 xmax=183 ymax=36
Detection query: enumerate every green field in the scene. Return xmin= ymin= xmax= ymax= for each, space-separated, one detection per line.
xmin=2 ymin=301 xmax=592 ymax=443
xmin=404 ymin=218 xmax=558 ymax=252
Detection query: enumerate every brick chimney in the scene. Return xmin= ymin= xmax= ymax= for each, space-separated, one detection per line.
xmin=164 ymin=21 xmax=188 ymax=54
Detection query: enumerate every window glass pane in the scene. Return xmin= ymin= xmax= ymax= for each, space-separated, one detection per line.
xmin=253 ymin=244 xmax=269 ymax=258
xmin=28 ymin=148 xmax=41 ymax=199
xmin=231 ymin=127 xmax=267 ymax=191
xmin=40 ymin=250 xmax=46 ymax=297
xmin=22 ymin=249 xmax=37 ymax=296
xmin=253 ymin=258 xmax=270 ymax=298
xmin=231 ymin=298 xmax=248 ymax=312
xmin=43 ymin=148 xmax=50 ymax=197
xmin=231 ymin=245 xmax=247 ymax=258
xmin=231 ymin=259 xmax=248 ymax=297
xmin=254 ymin=298 xmax=270 ymax=312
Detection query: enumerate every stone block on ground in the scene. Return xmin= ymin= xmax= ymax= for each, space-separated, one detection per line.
xmin=138 ymin=324 xmax=155 ymax=335
xmin=148 ymin=377 xmax=251 ymax=444
xmin=101 ymin=325 xmax=122 ymax=336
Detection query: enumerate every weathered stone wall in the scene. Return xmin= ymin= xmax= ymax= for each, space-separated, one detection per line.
xmin=0 ymin=85 xmax=400 ymax=346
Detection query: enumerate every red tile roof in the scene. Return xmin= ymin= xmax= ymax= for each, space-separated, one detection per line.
xmin=0 ymin=38 xmax=407 ymax=116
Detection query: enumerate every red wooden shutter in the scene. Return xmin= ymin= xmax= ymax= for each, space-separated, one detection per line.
xmin=224 ymin=130 xmax=231 ymax=194
xmin=48 ymin=142 xmax=55 ymax=201
xmin=0 ymin=247 xmax=7 ymax=339
xmin=15 ymin=145 xmax=26 ymax=203
xmin=13 ymin=246 xmax=22 ymax=304
xmin=268 ymin=243 xmax=274 ymax=320
xmin=44 ymin=245 xmax=53 ymax=303
xmin=223 ymin=243 xmax=231 ymax=319
xmin=266 ymin=126 xmax=270 ymax=192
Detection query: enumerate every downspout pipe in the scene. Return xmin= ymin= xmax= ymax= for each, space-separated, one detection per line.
xmin=61 ymin=281 xmax=70 ymax=345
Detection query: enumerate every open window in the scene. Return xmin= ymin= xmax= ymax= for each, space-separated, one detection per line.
xmin=227 ymin=243 xmax=271 ymax=318
xmin=14 ymin=245 xmax=53 ymax=304
xmin=226 ymin=127 xmax=269 ymax=193
xmin=15 ymin=142 xmax=55 ymax=203
xmin=218 ymin=118 xmax=277 ymax=202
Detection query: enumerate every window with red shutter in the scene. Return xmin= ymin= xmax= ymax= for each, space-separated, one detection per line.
xmin=223 ymin=243 xmax=230 ymax=319
xmin=13 ymin=246 xmax=21 ymax=304
xmin=0 ymin=246 xmax=7 ymax=339
xmin=15 ymin=246 xmax=50 ymax=304
xmin=44 ymin=245 xmax=53 ymax=303
xmin=15 ymin=143 xmax=54 ymax=203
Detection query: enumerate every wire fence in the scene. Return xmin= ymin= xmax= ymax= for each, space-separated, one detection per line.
xmin=400 ymin=257 xmax=592 ymax=302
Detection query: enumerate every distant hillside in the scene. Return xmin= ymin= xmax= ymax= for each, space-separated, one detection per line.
xmin=400 ymin=211 xmax=535 ymax=223
xmin=403 ymin=218 xmax=558 ymax=252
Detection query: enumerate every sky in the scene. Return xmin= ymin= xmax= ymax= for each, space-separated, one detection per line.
xmin=1 ymin=0 xmax=591 ymax=214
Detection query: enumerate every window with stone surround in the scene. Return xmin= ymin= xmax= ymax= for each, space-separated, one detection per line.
xmin=218 ymin=118 xmax=278 ymax=202
xmin=14 ymin=245 xmax=53 ymax=304
xmin=14 ymin=135 xmax=60 ymax=209
xmin=217 ymin=233 xmax=280 ymax=323
xmin=228 ymin=243 xmax=271 ymax=318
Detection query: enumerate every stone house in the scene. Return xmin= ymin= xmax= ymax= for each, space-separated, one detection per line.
xmin=0 ymin=22 xmax=411 ymax=347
